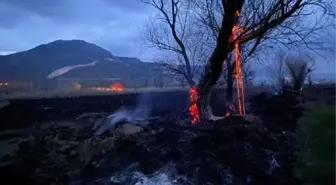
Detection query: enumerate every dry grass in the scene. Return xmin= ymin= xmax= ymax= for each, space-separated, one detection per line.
xmin=1 ymin=84 xmax=273 ymax=101
xmin=1 ymin=87 xmax=190 ymax=100
xmin=76 ymin=123 xmax=143 ymax=164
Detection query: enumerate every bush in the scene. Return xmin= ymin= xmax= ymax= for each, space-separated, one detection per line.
xmin=249 ymin=91 xmax=305 ymax=131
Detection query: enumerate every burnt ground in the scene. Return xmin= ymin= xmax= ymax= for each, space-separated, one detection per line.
xmin=0 ymin=85 xmax=334 ymax=185
xmin=0 ymin=91 xmax=189 ymax=130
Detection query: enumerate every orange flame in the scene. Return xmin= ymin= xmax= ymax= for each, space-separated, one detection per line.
xmin=225 ymin=105 xmax=234 ymax=118
xmin=189 ymin=86 xmax=200 ymax=124
xmin=111 ymin=82 xmax=125 ymax=91
xmin=227 ymin=10 xmax=245 ymax=117
xmin=96 ymin=82 xmax=125 ymax=92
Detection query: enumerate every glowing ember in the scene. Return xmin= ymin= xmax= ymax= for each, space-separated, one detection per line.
xmin=96 ymin=82 xmax=125 ymax=92
xmin=225 ymin=104 xmax=235 ymax=118
xmin=189 ymin=86 xmax=200 ymax=124
xmin=111 ymin=82 xmax=125 ymax=91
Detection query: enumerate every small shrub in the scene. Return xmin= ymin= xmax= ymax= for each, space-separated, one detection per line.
xmin=285 ymin=56 xmax=310 ymax=93
xmin=249 ymin=91 xmax=305 ymax=130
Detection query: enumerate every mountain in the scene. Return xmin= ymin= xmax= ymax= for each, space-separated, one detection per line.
xmin=0 ymin=40 xmax=166 ymax=87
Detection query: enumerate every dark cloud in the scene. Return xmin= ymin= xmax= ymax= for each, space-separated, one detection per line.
xmin=0 ymin=0 xmax=149 ymax=25
xmin=0 ymin=1 xmax=31 ymax=29
xmin=0 ymin=0 xmax=153 ymax=60
xmin=0 ymin=0 xmax=334 ymax=72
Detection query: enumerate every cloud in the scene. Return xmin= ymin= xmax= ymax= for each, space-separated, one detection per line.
xmin=0 ymin=0 xmax=153 ymax=60
xmin=0 ymin=0 xmax=149 ymax=25
xmin=0 ymin=0 xmax=334 ymax=71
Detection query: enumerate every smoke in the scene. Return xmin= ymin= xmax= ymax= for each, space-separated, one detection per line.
xmin=94 ymin=92 xmax=153 ymax=135
xmin=131 ymin=91 xmax=152 ymax=121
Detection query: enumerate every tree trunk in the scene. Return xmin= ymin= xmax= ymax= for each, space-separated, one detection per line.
xmin=197 ymin=81 xmax=215 ymax=121
xmin=308 ymin=74 xmax=313 ymax=88
xmin=196 ymin=63 xmax=225 ymax=121
xmin=196 ymin=1 xmax=245 ymax=121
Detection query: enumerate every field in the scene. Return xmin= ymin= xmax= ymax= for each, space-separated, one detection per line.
xmin=0 ymin=87 xmax=190 ymax=100
xmin=0 ymin=89 xmax=192 ymax=130
xmin=0 ymin=85 xmax=271 ymax=100
xmin=298 ymin=106 xmax=335 ymax=185
xmin=0 ymin=84 xmax=334 ymax=185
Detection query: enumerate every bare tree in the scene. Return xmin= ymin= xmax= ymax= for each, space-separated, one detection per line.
xmin=268 ymin=51 xmax=287 ymax=92
xmin=269 ymin=52 xmax=315 ymax=92
xmin=285 ymin=55 xmax=312 ymax=93
xmin=195 ymin=0 xmax=333 ymax=120
xmin=307 ymin=68 xmax=314 ymax=87
xmin=141 ymin=0 xmax=209 ymax=87
xmin=141 ymin=0 xmax=334 ymax=121
xmin=153 ymin=56 xmax=202 ymax=87
xmin=306 ymin=59 xmax=316 ymax=88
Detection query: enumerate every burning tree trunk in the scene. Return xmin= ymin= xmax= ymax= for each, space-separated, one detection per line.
xmin=195 ymin=0 xmax=318 ymax=121
xmin=141 ymin=0 xmax=333 ymax=123
xmin=221 ymin=54 xmax=235 ymax=105
xmin=189 ymin=86 xmax=200 ymax=124
xmin=197 ymin=1 xmax=244 ymax=121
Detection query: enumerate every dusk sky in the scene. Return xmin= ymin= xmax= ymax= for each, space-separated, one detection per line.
xmin=0 ymin=0 xmax=154 ymax=59
xmin=0 ymin=0 xmax=335 ymax=74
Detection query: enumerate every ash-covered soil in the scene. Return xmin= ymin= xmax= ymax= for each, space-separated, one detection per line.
xmin=0 ymin=86 xmax=333 ymax=185
xmin=0 ymin=113 xmax=300 ymax=185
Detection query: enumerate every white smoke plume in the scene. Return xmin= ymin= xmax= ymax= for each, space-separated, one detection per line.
xmin=94 ymin=92 xmax=153 ymax=135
